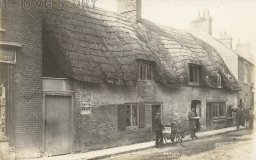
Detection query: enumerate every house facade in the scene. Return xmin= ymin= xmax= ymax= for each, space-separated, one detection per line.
xmin=0 ymin=0 xmax=239 ymax=158
xmin=190 ymin=11 xmax=255 ymax=110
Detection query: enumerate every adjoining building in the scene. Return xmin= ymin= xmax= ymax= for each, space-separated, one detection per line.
xmin=0 ymin=0 xmax=240 ymax=158
xmin=190 ymin=10 xmax=254 ymax=110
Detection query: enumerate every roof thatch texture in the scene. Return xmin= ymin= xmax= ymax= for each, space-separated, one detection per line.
xmin=42 ymin=1 xmax=240 ymax=91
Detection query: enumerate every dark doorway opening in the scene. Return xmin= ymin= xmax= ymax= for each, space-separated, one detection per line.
xmin=151 ymin=104 xmax=161 ymax=139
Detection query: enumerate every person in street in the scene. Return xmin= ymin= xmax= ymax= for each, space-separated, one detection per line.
xmin=188 ymin=107 xmax=200 ymax=139
xmin=232 ymin=105 xmax=243 ymax=130
xmin=154 ymin=110 xmax=163 ymax=147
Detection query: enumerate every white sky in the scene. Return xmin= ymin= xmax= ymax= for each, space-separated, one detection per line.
xmin=96 ymin=0 xmax=256 ymax=62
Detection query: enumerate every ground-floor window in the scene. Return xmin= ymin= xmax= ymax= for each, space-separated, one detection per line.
xmin=210 ymin=103 xmax=226 ymax=118
xmin=118 ymin=103 xmax=145 ymax=130
xmin=126 ymin=104 xmax=138 ymax=127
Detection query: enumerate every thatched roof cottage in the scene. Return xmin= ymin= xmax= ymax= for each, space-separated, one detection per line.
xmin=0 ymin=0 xmax=241 ymax=158
xmin=40 ymin=0 xmax=240 ymax=155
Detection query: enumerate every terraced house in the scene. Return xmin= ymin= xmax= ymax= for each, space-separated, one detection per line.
xmin=0 ymin=0 xmax=240 ymax=158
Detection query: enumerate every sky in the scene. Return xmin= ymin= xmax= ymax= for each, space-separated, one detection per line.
xmin=95 ymin=0 xmax=256 ymax=63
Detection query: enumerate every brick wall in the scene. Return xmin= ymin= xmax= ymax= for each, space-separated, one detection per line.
xmin=74 ymin=82 xmax=152 ymax=152
xmin=74 ymin=80 xmax=237 ymax=151
xmin=1 ymin=6 xmax=43 ymax=158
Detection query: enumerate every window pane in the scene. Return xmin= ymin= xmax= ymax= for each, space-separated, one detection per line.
xmin=220 ymin=103 xmax=225 ymax=116
xmin=189 ymin=64 xmax=193 ymax=82
xmin=193 ymin=66 xmax=198 ymax=82
xmin=131 ymin=105 xmax=138 ymax=126
xmin=147 ymin=65 xmax=152 ymax=80
xmin=126 ymin=105 xmax=131 ymax=126
xmin=189 ymin=64 xmax=199 ymax=83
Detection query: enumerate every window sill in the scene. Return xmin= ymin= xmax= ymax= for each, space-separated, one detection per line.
xmin=188 ymin=82 xmax=200 ymax=86
xmin=212 ymin=117 xmax=226 ymax=121
xmin=126 ymin=126 xmax=139 ymax=131
xmin=138 ymin=79 xmax=154 ymax=82
xmin=138 ymin=80 xmax=155 ymax=85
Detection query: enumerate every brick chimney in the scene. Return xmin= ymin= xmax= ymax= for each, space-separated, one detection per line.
xmin=116 ymin=0 xmax=142 ymax=22
xmin=190 ymin=10 xmax=212 ymax=36
xmin=217 ymin=31 xmax=233 ymax=49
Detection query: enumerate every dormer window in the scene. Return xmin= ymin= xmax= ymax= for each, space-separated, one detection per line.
xmin=139 ymin=63 xmax=153 ymax=81
xmin=189 ymin=63 xmax=201 ymax=85
xmin=217 ymin=72 xmax=222 ymax=88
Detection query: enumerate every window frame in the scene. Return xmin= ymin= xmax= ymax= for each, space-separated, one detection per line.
xmin=210 ymin=102 xmax=226 ymax=119
xmin=217 ymin=72 xmax=222 ymax=88
xmin=126 ymin=104 xmax=139 ymax=127
xmin=188 ymin=63 xmax=201 ymax=85
xmin=138 ymin=63 xmax=154 ymax=81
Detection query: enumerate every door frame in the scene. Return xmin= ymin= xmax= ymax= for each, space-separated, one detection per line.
xmin=42 ymin=92 xmax=74 ymax=155
xmin=150 ymin=103 xmax=163 ymax=136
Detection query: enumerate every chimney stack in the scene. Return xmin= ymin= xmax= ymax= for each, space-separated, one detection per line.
xmin=190 ymin=9 xmax=212 ymax=36
xmin=116 ymin=0 xmax=142 ymax=22
xmin=217 ymin=31 xmax=233 ymax=49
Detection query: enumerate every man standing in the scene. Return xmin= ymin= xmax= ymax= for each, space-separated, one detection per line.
xmin=155 ymin=111 xmax=163 ymax=147
xmin=232 ymin=105 xmax=243 ymax=130
xmin=188 ymin=107 xmax=200 ymax=139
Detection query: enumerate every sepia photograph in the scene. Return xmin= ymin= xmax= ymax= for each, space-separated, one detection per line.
xmin=0 ymin=0 xmax=255 ymax=159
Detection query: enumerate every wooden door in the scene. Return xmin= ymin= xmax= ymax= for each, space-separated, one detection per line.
xmin=45 ymin=95 xmax=72 ymax=156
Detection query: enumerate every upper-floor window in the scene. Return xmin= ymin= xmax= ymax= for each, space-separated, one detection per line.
xmin=189 ymin=63 xmax=201 ymax=85
xmin=217 ymin=72 xmax=222 ymax=88
xmin=244 ymin=62 xmax=249 ymax=83
xmin=139 ymin=63 xmax=153 ymax=80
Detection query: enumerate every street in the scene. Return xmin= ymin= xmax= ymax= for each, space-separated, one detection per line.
xmin=103 ymin=129 xmax=256 ymax=160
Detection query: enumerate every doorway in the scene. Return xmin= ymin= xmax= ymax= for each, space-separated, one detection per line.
xmin=151 ymin=104 xmax=161 ymax=138
xmin=44 ymin=95 xmax=72 ymax=156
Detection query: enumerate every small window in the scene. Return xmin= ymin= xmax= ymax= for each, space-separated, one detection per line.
xmin=189 ymin=63 xmax=201 ymax=84
xmin=217 ymin=72 xmax=222 ymax=88
xmin=126 ymin=104 xmax=138 ymax=127
xmin=210 ymin=102 xmax=226 ymax=118
xmin=139 ymin=63 xmax=153 ymax=80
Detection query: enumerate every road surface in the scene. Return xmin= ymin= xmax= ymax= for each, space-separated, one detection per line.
xmin=103 ymin=129 xmax=256 ymax=160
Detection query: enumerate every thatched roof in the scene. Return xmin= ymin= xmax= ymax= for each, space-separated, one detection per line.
xmin=42 ymin=1 xmax=240 ymax=91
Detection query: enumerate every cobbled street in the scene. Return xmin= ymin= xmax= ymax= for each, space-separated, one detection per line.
xmin=102 ymin=129 xmax=256 ymax=160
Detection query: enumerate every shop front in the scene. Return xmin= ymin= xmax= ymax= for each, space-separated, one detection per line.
xmin=0 ymin=43 xmax=20 ymax=144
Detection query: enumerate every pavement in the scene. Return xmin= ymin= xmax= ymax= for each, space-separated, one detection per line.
xmin=25 ymin=126 xmax=245 ymax=160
